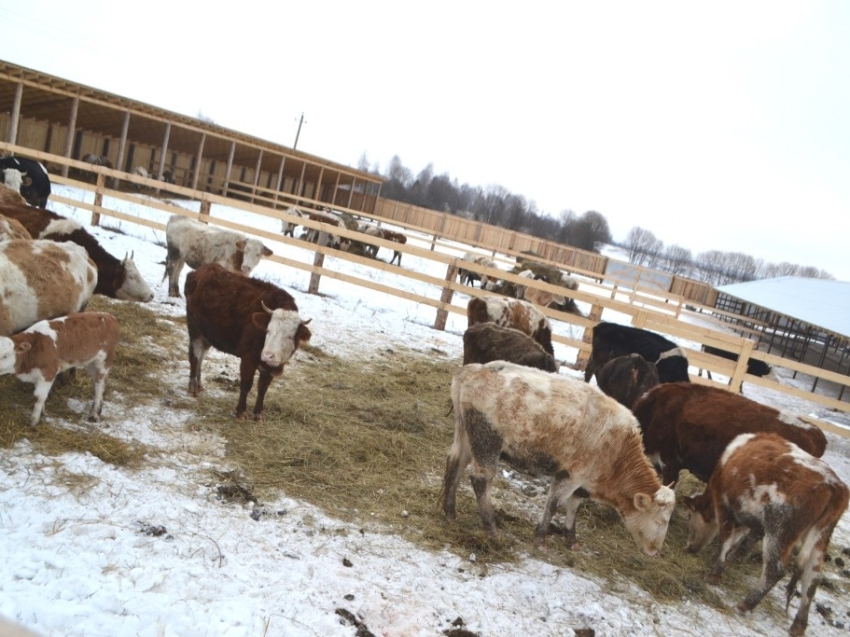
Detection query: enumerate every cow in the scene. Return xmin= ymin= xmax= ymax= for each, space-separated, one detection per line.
xmin=700 ymin=344 xmax=773 ymax=384
xmin=0 ymin=203 xmax=153 ymax=302
xmin=0 ymin=239 xmax=98 ymax=336
xmin=583 ymin=322 xmax=690 ymax=384
xmin=0 ymin=156 xmax=51 ymax=208
xmin=0 ymin=312 xmax=120 ymax=426
xmin=684 ymin=433 xmax=849 ymax=637
xmin=595 ymin=354 xmax=660 ymax=409
xmin=164 ymin=214 xmax=273 ymax=297
xmin=0 ymin=183 xmax=27 ymax=206
xmin=0 ymin=214 xmax=32 ymax=241
xmin=632 ymin=382 xmax=828 ymax=486
xmin=80 ymin=154 xmax=116 ymax=188
xmin=378 ymin=228 xmax=407 ymax=266
xmin=458 ymin=252 xmax=498 ymax=288
xmin=183 ymin=263 xmax=312 ymax=420
xmin=280 ymin=206 xmax=306 ymax=237
xmin=462 ymin=322 xmax=558 ymax=373
xmin=439 ymin=361 xmax=676 ymax=555
xmin=467 ymin=296 xmax=554 ymax=356
xmin=302 ymin=209 xmax=349 ymax=250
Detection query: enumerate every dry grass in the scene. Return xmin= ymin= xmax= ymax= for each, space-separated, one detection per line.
xmin=2 ymin=295 xmax=848 ymax=617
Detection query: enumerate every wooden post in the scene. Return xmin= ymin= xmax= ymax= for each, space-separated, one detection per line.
xmin=307 ymin=234 xmax=330 ymax=295
xmin=434 ymin=264 xmax=458 ymax=331
xmin=431 ymin=212 xmax=448 ymax=252
xmin=223 ymin=141 xmax=236 ymax=196
xmin=191 ymin=133 xmax=206 ymax=191
xmin=575 ymin=304 xmax=604 ymax=371
xmin=728 ymin=339 xmax=754 ymax=393
xmin=199 ymin=199 xmax=211 ymax=221
xmin=62 ymin=95 xmax=79 ymax=177
xmin=91 ymin=173 xmax=105 ymax=226
xmin=8 ymin=82 xmax=22 ymax=145
xmin=115 ymin=111 xmax=131 ymax=182
xmin=251 ymin=149 xmax=263 ymax=202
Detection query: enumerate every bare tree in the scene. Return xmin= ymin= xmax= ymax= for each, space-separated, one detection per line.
xmin=662 ymin=244 xmax=693 ymax=276
xmin=625 ymin=227 xmax=663 ymax=266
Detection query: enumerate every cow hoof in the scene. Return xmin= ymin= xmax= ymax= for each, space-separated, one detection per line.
xmin=235 ymin=412 xmax=248 ymax=420
xmin=252 ymin=414 xmax=264 ymax=422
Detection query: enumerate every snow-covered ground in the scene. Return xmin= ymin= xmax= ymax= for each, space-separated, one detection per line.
xmin=1 ymin=186 xmax=849 ymax=637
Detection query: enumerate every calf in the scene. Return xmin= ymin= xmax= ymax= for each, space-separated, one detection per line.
xmin=184 ymin=263 xmax=312 ymax=420
xmin=0 ymin=312 xmax=120 ymax=426
xmin=462 ymin=322 xmax=558 ymax=373
xmin=595 ymin=353 xmax=660 ymax=409
xmin=0 ymin=156 xmax=51 ymax=208
xmin=700 ymin=344 xmax=773 ymax=386
xmin=684 ymin=433 xmax=848 ymax=636
xmin=584 ymin=322 xmax=690 ymax=384
xmin=280 ymin=206 xmax=306 ymax=237
xmin=0 ymin=239 xmax=98 ymax=336
xmin=632 ymin=382 xmax=827 ymax=485
xmin=164 ymin=214 xmax=273 ymax=297
xmin=458 ymin=252 xmax=498 ymax=288
xmin=467 ymin=296 xmax=554 ymax=356
xmin=440 ymin=361 xmax=675 ymax=555
xmin=0 ymin=203 xmax=152 ymax=302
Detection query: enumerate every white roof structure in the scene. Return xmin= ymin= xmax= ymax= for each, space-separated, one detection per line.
xmin=717 ymin=276 xmax=850 ymax=340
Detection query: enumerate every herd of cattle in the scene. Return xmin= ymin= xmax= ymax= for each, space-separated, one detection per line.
xmin=0 ymin=155 xmax=847 ymax=636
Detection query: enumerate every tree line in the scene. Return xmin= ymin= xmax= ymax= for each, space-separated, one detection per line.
xmin=360 ymin=154 xmax=834 ymax=283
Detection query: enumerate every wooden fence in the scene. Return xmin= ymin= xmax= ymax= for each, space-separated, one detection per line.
xmin=3 ymin=142 xmax=849 ymax=436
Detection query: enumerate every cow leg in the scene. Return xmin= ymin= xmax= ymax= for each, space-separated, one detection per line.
xmin=788 ymin=528 xmax=832 ymax=637
xmin=29 ymin=375 xmax=56 ymax=426
xmin=251 ymin=369 xmax=275 ymax=421
xmin=708 ymin=514 xmax=751 ymax=584
xmin=469 ymin=462 xmax=499 ymax=536
xmin=464 ymin=408 xmax=503 ymax=535
xmin=188 ymin=336 xmax=211 ymax=396
xmin=166 ymin=251 xmax=185 ymax=298
xmin=392 ymin=250 xmax=401 ymax=266
xmin=738 ymin=531 xmax=786 ymax=613
xmin=440 ymin=429 xmax=473 ymax=521
xmin=235 ymin=359 xmax=258 ymax=419
xmin=536 ymin=471 xmax=584 ymax=548
xmin=85 ymin=358 xmax=110 ymax=422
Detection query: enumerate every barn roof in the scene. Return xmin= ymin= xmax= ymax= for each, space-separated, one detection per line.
xmin=717 ymin=277 xmax=850 ymax=341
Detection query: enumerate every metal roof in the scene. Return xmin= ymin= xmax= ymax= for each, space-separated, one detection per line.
xmin=717 ymin=277 xmax=850 ymax=340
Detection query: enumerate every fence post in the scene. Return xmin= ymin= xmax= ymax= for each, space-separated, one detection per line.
xmin=728 ymin=339 xmax=754 ymax=393
xmin=434 ymin=264 xmax=458 ymax=330
xmin=91 ymin=173 xmax=105 ymax=226
xmin=575 ymin=304 xmax=604 ymax=371
xmin=308 ymin=235 xmax=331 ymax=295
xmin=199 ymin=199 xmax=211 ymax=221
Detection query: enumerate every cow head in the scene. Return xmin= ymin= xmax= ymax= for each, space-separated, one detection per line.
xmin=116 ymin=252 xmax=154 ymax=302
xmin=253 ymin=301 xmax=312 ymax=367
xmin=621 ymin=484 xmax=676 ymax=557
xmin=237 ymin=239 xmax=273 ymax=275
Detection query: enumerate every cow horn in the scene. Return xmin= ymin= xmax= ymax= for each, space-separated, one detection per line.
xmin=302 ymin=318 xmax=312 ymax=325
xmin=261 ymin=300 xmax=274 ymax=314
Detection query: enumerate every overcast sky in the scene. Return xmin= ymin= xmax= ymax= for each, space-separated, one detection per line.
xmin=1 ymin=1 xmax=848 ymax=280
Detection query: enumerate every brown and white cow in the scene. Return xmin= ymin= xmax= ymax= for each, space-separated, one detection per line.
xmin=632 ymin=382 xmax=828 ymax=485
xmin=0 ymin=183 xmax=27 ymax=206
xmin=184 ymin=263 xmax=312 ymax=420
xmin=684 ymin=433 xmax=849 ymax=637
xmin=164 ymin=214 xmax=273 ymax=297
xmin=0 ymin=239 xmax=98 ymax=336
xmin=302 ymin=209 xmax=349 ymax=250
xmin=440 ymin=361 xmax=676 ymax=555
xmin=458 ymin=252 xmax=499 ymax=288
xmin=0 ymin=203 xmax=152 ymax=302
xmin=595 ymin=353 xmax=660 ymax=409
xmin=462 ymin=322 xmax=558 ymax=373
xmin=0 ymin=312 xmax=120 ymax=426
xmin=280 ymin=206 xmax=307 ymax=238
xmin=0 ymin=213 xmax=32 ymax=241
xmin=467 ymin=296 xmax=554 ymax=356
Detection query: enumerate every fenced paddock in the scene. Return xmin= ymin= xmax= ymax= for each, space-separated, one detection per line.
xmin=3 ymin=142 xmax=849 ymax=435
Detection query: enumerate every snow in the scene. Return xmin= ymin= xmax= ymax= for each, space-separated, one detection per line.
xmin=1 ymin=186 xmax=849 ymax=637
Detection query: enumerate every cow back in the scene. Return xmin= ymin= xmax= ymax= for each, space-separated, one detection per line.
xmin=462 ymin=322 xmax=557 ymax=372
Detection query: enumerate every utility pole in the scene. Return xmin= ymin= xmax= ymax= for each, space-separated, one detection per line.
xmin=293 ymin=113 xmax=306 ymax=149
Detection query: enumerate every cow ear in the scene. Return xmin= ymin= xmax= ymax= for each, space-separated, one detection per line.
xmin=296 ymin=321 xmax=312 ymax=343
xmin=633 ymin=493 xmax=652 ymax=511
xmin=235 ymin=239 xmax=247 ymax=251
xmin=22 ymin=175 xmax=32 ymax=186
xmin=262 ymin=244 xmax=273 ymax=256
xmin=15 ymin=342 xmax=32 ymax=354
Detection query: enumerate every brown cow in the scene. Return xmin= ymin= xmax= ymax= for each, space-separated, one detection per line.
xmin=467 ymin=296 xmax=554 ymax=356
xmin=595 ymin=354 xmax=660 ymax=409
xmin=440 ymin=361 xmax=676 ymax=555
xmin=462 ymin=322 xmax=558 ymax=373
xmin=184 ymin=263 xmax=312 ymax=420
xmin=0 ymin=184 xmax=27 ymax=206
xmin=0 ymin=312 xmax=120 ymax=426
xmin=632 ymin=382 xmax=828 ymax=485
xmin=684 ymin=433 xmax=849 ymax=636
xmin=0 ymin=203 xmax=153 ymax=302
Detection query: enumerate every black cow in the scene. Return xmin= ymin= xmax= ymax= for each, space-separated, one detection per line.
xmin=701 ymin=345 xmax=772 ymax=380
xmin=0 ymin=156 xmax=51 ymax=208
xmin=595 ymin=353 xmax=660 ymax=409
xmin=584 ymin=322 xmax=690 ymax=384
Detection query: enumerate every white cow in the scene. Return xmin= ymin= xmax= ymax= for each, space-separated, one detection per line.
xmin=163 ymin=214 xmax=273 ymax=297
